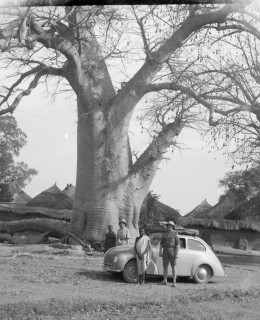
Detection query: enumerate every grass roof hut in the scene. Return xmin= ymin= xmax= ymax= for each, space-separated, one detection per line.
xmin=63 ymin=184 xmax=75 ymax=200
xmin=184 ymin=199 xmax=212 ymax=218
xmin=139 ymin=192 xmax=181 ymax=233
xmin=8 ymin=181 xmax=32 ymax=204
xmin=27 ymin=183 xmax=73 ymax=210
xmin=189 ymin=193 xmax=242 ymax=220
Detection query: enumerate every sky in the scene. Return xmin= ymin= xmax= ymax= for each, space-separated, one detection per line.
xmin=14 ymin=88 xmax=234 ymax=216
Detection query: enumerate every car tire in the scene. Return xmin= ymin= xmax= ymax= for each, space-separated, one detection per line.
xmin=123 ymin=260 xmax=138 ymax=283
xmin=193 ymin=264 xmax=212 ymax=284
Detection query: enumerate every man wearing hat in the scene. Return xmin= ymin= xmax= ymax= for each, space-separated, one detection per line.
xmin=159 ymin=221 xmax=180 ymax=287
xmin=116 ymin=219 xmax=131 ymax=246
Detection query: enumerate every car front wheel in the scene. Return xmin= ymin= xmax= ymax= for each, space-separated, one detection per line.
xmin=193 ymin=264 xmax=212 ymax=284
xmin=123 ymin=260 xmax=138 ymax=283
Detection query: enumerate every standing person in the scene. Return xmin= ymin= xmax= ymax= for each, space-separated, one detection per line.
xmin=104 ymin=225 xmax=116 ymax=253
xmin=116 ymin=219 xmax=130 ymax=246
xmin=159 ymin=221 xmax=180 ymax=287
xmin=134 ymin=228 xmax=151 ymax=285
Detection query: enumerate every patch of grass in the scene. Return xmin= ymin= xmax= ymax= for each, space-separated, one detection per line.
xmin=1 ymin=287 xmax=259 ymax=320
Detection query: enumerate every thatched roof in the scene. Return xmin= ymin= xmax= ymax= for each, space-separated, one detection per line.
xmin=185 ymin=199 xmax=212 ymax=218
xmin=178 ymin=217 xmax=260 ymax=232
xmin=8 ymin=181 xmax=32 ymax=203
xmin=191 ymin=193 xmax=242 ymax=219
xmin=27 ymin=183 xmax=73 ymax=209
xmin=139 ymin=192 xmax=181 ymax=233
xmin=0 ymin=203 xmax=72 ymax=221
xmin=63 ymin=184 xmax=75 ymax=200
xmin=141 ymin=193 xmax=180 ymax=221
xmin=225 ymin=193 xmax=260 ymax=222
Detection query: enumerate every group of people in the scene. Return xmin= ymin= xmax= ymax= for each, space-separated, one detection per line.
xmin=104 ymin=218 xmax=130 ymax=253
xmin=104 ymin=219 xmax=179 ymax=287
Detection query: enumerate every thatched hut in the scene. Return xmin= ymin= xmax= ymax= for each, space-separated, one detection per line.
xmin=139 ymin=192 xmax=181 ymax=233
xmin=185 ymin=199 xmax=212 ymax=218
xmin=0 ymin=203 xmax=71 ymax=222
xmin=0 ymin=183 xmax=73 ymax=244
xmin=8 ymin=180 xmax=32 ymax=203
xmin=178 ymin=216 xmax=260 ymax=251
xmin=192 ymin=193 xmax=242 ymax=219
xmin=63 ymin=184 xmax=76 ymax=200
xmin=27 ymin=183 xmax=73 ymax=209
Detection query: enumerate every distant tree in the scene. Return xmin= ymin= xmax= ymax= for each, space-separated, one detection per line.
xmin=218 ymin=166 xmax=260 ymax=203
xmin=0 ymin=183 xmax=13 ymax=202
xmin=0 ymin=115 xmax=37 ymax=201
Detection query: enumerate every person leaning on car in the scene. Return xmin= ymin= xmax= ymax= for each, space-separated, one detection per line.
xmin=159 ymin=221 xmax=180 ymax=287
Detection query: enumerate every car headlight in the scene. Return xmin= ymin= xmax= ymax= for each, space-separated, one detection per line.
xmin=113 ymin=256 xmax=118 ymax=264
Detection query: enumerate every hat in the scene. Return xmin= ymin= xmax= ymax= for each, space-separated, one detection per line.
xmin=119 ymin=219 xmax=127 ymax=226
xmin=166 ymin=221 xmax=175 ymax=227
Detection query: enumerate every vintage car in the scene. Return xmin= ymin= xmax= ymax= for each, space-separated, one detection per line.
xmin=104 ymin=230 xmax=226 ymax=284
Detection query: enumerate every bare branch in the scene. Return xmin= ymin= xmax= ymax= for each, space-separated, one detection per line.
xmin=132 ymin=7 xmax=152 ymax=61
xmin=0 ymin=65 xmax=64 ymax=116
xmin=130 ymin=118 xmax=183 ymax=184
xmin=111 ymin=3 xmax=243 ymax=121
xmin=143 ymin=81 xmax=260 ymax=125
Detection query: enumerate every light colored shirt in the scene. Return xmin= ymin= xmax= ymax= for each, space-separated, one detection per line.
xmin=116 ymin=227 xmax=130 ymax=246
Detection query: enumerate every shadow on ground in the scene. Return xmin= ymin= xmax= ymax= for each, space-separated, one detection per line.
xmin=76 ymin=269 xmax=123 ymax=282
xmin=75 ymin=270 xmax=213 ymax=286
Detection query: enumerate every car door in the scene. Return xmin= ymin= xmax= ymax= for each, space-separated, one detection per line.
xmin=179 ymin=238 xmax=207 ymax=276
xmin=176 ymin=237 xmax=193 ymax=276
xmin=155 ymin=238 xmax=187 ymax=276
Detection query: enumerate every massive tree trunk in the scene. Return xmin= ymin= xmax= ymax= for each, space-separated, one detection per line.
xmin=69 ymin=92 xmax=182 ymax=242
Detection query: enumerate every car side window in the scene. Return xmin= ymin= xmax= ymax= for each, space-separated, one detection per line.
xmin=179 ymin=238 xmax=186 ymax=249
xmin=188 ymin=239 xmax=206 ymax=252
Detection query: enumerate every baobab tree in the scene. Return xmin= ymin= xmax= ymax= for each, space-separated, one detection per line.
xmin=0 ymin=1 xmax=254 ymax=243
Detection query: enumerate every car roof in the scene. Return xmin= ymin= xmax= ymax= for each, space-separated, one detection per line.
xmin=150 ymin=232 xmax=200 ymax=240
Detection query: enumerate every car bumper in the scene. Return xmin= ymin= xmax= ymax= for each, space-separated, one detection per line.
xmin=103 ymin=264 xmax=121 ymax=272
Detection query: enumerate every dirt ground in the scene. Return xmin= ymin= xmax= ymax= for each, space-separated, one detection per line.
xmin=0 ymin=244 xmax=260 ymax=320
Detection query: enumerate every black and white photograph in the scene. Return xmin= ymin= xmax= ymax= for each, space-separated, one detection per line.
xmin=0 ymin=0 xmax=259 ymax=319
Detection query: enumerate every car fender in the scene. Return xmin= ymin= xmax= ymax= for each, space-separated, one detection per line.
xmin=113 ymin=251 xmax=136 ymax=272
xmin=191 ymin=258 xmax=222 ymax=277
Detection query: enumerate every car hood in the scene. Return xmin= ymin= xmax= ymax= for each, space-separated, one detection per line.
xmin=106 ymin=245 xmax=134 ymax=255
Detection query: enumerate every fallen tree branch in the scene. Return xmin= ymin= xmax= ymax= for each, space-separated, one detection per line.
xmin=67 ymin=231 xmax=93 ymax=252
xmin=0 ymin=218 xmax=69 ymax=238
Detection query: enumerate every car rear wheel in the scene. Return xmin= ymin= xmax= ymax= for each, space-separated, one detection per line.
xmin=193 ymin=264 xmax=212 ymax=284
xmin=123 ymin=260 xmax=138 ymax=283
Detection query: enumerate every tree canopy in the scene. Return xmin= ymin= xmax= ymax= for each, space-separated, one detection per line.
xmin=219 ymin=165 xmax=260 ymax=202
xmin=0 ymin=115 xmax=37 ymax=201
